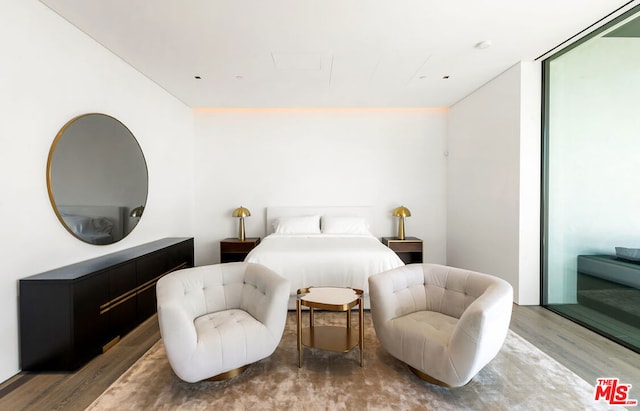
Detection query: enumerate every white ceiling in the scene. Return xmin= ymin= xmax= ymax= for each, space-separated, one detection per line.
xmin=40 ymin=0 xmax=636 ymax=108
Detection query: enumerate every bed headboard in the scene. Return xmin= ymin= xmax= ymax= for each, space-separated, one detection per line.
xmin=265 ymin=206 xmax=374 ymax=235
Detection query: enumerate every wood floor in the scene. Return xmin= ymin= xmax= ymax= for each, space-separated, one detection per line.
xmin=1 ymin=304 xmax=639 ymax=410
xmin=509 ymin=305 xmax=639 ymax=390
xmin=0 ymin=315 xmax=161 ymax=411
xmin=548 ymin=303 xmax=640 ymax=350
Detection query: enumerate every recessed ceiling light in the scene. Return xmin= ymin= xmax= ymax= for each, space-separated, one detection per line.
xmin=475 ymin=40 xmax=492 ymax=50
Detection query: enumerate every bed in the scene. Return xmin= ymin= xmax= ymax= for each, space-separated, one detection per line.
xmin=58 ymin=205 xmax=126 ymax=245
xmin=245 ymin=206 xmax=405 ymax=308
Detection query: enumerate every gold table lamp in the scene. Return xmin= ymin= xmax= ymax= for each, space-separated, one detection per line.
xmin=129 ymin=205 xmax=145 ymax=218
xmin=232 ymin=206 xmax=251 ymax=241
xmin=393 ymin=206 xmax=411 ymax=240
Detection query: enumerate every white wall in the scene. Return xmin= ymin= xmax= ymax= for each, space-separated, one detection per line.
xmin=546 ymin=37 xmax=640 ymax=303
xmin=447 ymin=62 xmax=541 ymax=305
xmin=0 ymin=0 xmax=194 ymax=382
xmin=518 ymin=62 xmax=542 ymax=305
xmin=193 ymin=108 xmax=448 ymax=266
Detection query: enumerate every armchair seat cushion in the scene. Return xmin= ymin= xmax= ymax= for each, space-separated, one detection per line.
xmin=388 ymin=311 xmax=457 ymax=375
xmin=391 ymin=311 xmax=457 ymax=350
xmin=193 ymin=309 xmax=273 ymax=374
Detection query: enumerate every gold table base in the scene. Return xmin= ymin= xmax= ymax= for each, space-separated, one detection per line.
xmin=296 ymin=287 xmax=364 ymax=368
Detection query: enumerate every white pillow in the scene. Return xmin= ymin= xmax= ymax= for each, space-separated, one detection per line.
xmin=273 ymin=215 xmax=321 ymax=234
xmin=61 ymin=214 xmax=91 ymax=234
xmin=321 ymin=216 xmax=371 ymax=235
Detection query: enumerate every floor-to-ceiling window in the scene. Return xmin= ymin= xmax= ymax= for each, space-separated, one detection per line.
xmin=543 ymin=6 xmax=640 ymax=353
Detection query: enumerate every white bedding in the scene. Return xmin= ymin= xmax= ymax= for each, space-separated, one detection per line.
xmin=245 ymin=233 xmax=405 ymax=308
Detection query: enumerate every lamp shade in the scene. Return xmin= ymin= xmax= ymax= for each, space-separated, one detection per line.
xmin=232 ymin=206 xmax=251 ymax=218
xmin=393 ymin=206 xmax=411 ymax=218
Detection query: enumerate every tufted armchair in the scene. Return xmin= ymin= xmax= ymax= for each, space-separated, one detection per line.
xmin=368 ymin=263 xmax=513 ymax=387
xmin=156 ymin=262 xmax=289 ymax=383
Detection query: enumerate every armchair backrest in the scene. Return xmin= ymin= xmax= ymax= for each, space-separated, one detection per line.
xmin=423 ymin=264 xmax=503 ymax=319
xmin=368 ymin=264 xmax=427 ymax=320
xmin=157 ymin=262 xmax=289 ymax=327
xmin=240 ymin=262 xmax=290 ymax=329
xmin=369 ymin=263 xmax=513 ymax=323
xmin=157 ymin=262 xmax=252 ymax=321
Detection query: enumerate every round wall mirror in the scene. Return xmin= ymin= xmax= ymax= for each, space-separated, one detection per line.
xmin=47 ymin=113 xmax=148 ymax=245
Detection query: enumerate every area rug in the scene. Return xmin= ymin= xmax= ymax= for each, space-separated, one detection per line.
xmin=87 ymin=312 xmax=612 ymax=411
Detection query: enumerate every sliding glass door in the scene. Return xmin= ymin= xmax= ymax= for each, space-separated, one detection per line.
xmin=543 ymin=6 xmax=640 ymax=353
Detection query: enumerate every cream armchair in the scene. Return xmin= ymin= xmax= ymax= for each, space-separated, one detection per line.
xmin=156 ymin=262 xmax=289 ymax=383
xmin=368 ymin=263 xmax=513 ymax=387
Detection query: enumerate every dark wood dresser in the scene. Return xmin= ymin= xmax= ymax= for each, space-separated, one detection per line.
xmin=19 ymin=237 xmax=194 ymax=371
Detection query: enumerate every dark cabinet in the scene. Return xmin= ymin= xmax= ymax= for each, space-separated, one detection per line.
xmin=382 ymin=237 xmax=423 ymax=264
xmin=19 ymin=237 xmax=194 ymax=371
xmin=220 ymin=237 xmax=260 ymax=263
xmin=107 ymin=262 xmax=137 ymax=338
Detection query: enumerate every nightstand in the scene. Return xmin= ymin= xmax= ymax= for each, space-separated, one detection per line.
xmin=382 ymin=237 xmax=423 ymax=264
xmin=220 ymin=237 xmax=261 ymax=263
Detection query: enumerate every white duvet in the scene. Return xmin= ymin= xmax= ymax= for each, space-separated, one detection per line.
xmin=244 ymin=234 xmax=405 ymax=298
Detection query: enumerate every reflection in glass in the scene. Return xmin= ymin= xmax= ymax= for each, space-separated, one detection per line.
xmin=47 ymin=113 xmax=148 ymax=245
xmin=543 ymin=7 xmax=640 ymax=353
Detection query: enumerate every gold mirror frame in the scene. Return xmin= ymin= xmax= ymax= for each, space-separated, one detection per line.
xmin=47 ymin=113 xmax=148 ymax=245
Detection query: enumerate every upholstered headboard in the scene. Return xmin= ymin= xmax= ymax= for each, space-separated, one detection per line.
xmin=265 ymin=206 xmax=374 ymax=235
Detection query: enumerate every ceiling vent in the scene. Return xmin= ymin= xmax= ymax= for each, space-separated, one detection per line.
xmin=271 ymin=52 xmax=323 ymax=70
